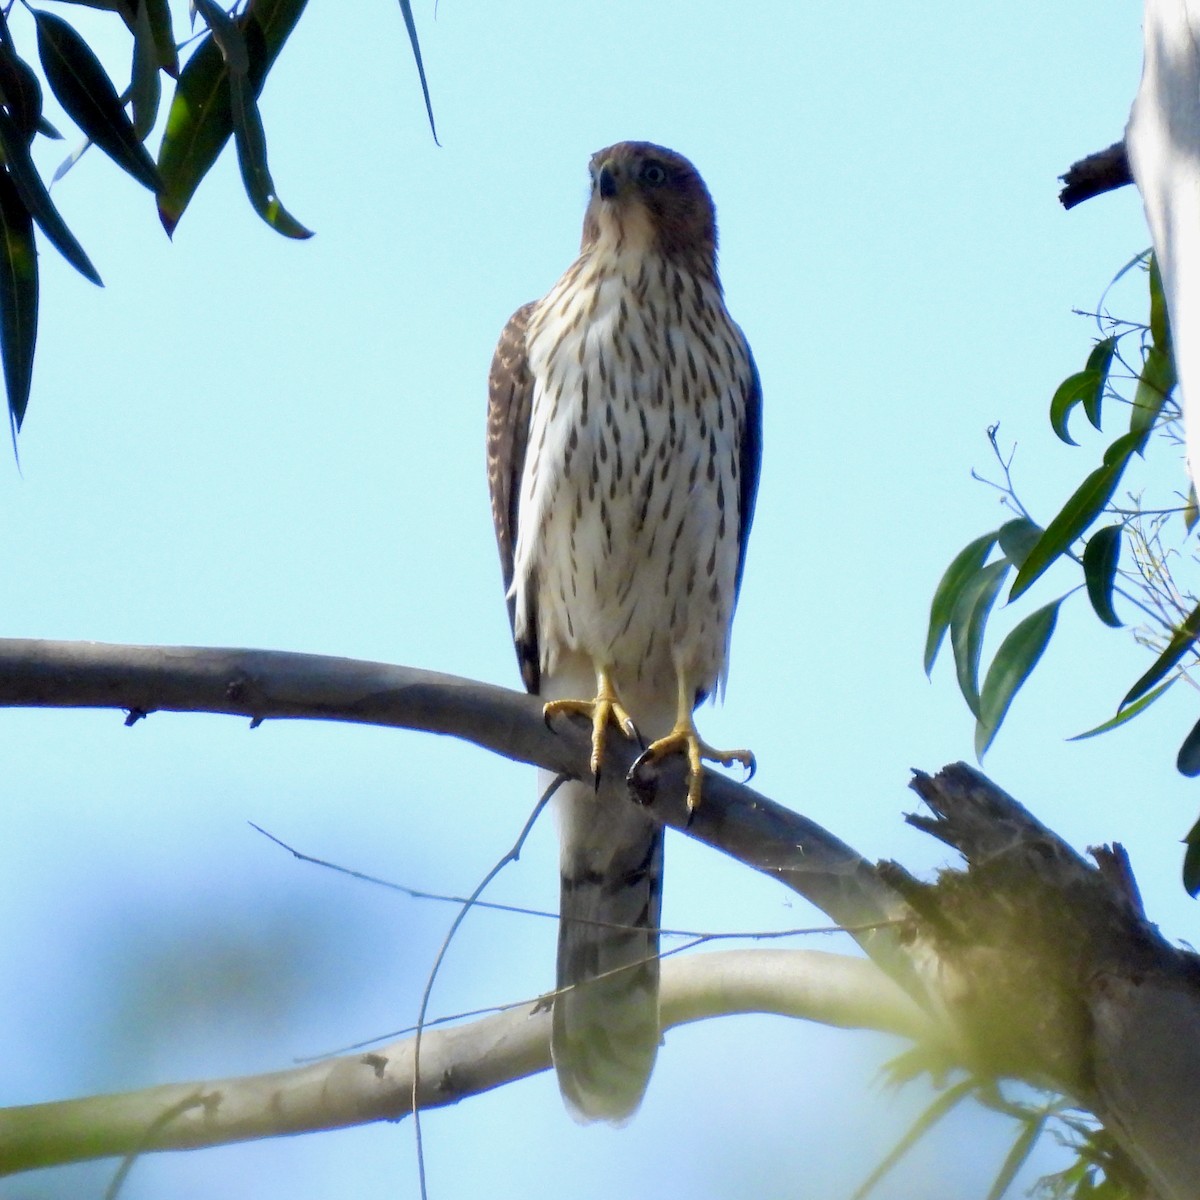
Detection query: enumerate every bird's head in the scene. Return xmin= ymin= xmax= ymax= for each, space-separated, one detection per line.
xmin=581 ymin=142 xmax=717 ymax=269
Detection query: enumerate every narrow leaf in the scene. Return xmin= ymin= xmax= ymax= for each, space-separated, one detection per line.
xmin=975 ymin=599 xmax=1062 ymax=757
xmin=396 ymin=0 xmax=437 ymax=143
xmin=33 ymin=10 xmax=162 ymax=193
xmin=1008 ymin=431 xmax=1141 ymax=602
xmin=1129 ymin=344 xmax=1175 ymax=443
xmin=1083 ymin=336 xmax=1116 ymax=429
xmin=143 ymin=0 xmax=177 ymax=77
xmin=1082 ymin=524 xmax=1123 ymax=628
xmin=1050 ymin=370 xmax=1101 ymax=445
xmin=1177 ymin=719 xmax=1200 ymax=778
xmin=157 ymin=0 xmax=309 ymax=235
xmin=0 ymin=108 xmax=100 ymax=284
xmin=996 ymin=518 xmax=1042 ymax=569
xmin=130 ymin=0 xmax=162 ymax=140
xmin=0 ymin=167 xmax=37 ymax=432
xmin=1185 ymin=485 xmax=1199 ymax=533
xmin=229 ymin=71 xmax=310 ymax=237
xmin=192 ymin=0 xmax=250 ymax=72
xmin=1181 ymin=813 xmax=1200 ymax=897
xmin=850 ymin=1079 xmax=977 ymax=1200
xmin=924 ymin=531 xmax=997 ymax=674
xmin=1070 ymin=679 xmax=1174 ymax=741
xmin=1150 ymin=252 xmax=1171 ymax=352
xmin=984 ymin=1114 xmax=1047 ymax=1200
xmin=950 ymin=558 xmax=1010 ymax=719
xmin=190 ymin=0 xmax=310 ymax=239
xmin=0 ymin=45 xmax=45 ymax=140
xmin=1122 ymin=599 xmax=1200 ymax=708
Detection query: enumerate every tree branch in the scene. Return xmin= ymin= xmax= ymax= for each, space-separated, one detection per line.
xmin=1059 ymin=140 xmax=1132 ymax=209
xmin=0 ymin=639 xmax=914 ymax=977
xmin=0 ymin=950 xmax=931 ymax=1175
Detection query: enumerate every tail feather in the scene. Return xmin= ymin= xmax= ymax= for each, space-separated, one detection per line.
xmin=549 ymin=770 xmax=663 ymax=1123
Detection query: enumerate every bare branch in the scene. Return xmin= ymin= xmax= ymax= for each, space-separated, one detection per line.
xmin=1060 ymin=140 xmax=1133 ymax=210
xmin=0 ymin=639 xmax=913 ymax=973
xmin=0 ymin=950 xmax=930 ymax=1175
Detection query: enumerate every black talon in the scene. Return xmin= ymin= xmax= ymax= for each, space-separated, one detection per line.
xmin=744 ymin=754 xmax=757 ymax=782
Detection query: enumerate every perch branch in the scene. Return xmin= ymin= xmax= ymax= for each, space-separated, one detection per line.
xmin=0 ymin=639 xmax=913 ymax=977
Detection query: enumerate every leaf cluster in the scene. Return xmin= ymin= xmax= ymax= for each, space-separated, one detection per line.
xmin=926 ymin=254 xmax=1200 ymax=891
xmin=0 ymin=0 xmax=434 ymax=439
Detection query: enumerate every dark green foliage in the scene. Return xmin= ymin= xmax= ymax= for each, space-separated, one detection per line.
xmin=927 ymin=254 xmax=1200 ymax=893
xmin=0 ymin=0 xmax=435 ymax=434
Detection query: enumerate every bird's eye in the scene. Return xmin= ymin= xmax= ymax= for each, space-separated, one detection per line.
xmin=641 ymin=161 xmax=667 ymax=186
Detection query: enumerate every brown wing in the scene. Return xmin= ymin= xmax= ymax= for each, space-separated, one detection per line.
xmin=486 ymin=301 xmax=540 ymax=693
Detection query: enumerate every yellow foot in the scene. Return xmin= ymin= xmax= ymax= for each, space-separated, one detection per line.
xmin=544 ymin=677 xmax=639 ymax=785
xmin=630 ymin=721 xmax=755 ymax=811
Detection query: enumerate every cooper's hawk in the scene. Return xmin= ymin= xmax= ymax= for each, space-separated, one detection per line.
xmin=486 ymin=141 xmax=761 ymax=1122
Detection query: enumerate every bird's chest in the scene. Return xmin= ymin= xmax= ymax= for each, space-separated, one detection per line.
xmin=516 ymin=260 xmax=746 ymax=680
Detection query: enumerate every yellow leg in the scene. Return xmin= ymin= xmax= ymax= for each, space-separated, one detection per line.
xmin=544 ymin=667 xmax=639 ymax=784
xmin=630 ymin=675 xmax=754 ymax=811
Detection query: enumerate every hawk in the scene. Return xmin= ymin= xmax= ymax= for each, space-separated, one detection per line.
xmin=486 ymin=141 xmax=762 ymax=1122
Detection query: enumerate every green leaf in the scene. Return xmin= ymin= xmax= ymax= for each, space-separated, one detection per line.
xmin=396 ymin=0 xmax=437 ymax=143
xmin=1129 ymin=344 xmax=1175 ymax=443
xmin=33 ymin=10 xmax=162 ymax=193
xmin=924 ymin=531 xmax=997 ymax=674
xmin=0 ymin=167 xmax=37 ymax=433
xmin=0 ymin=44 xmax=45 ymax=140
xmin=951 ymin=558 xmax=1010 ymax=719
xmin=975 ymin=598 xmax=1061 ymax=757
xmin=157 ymin=0 xmax=309 ymax=236
xmin=1050 ymin=370 xmax=1102 ymax=445
xmin=130 ymin=0 xmax=163 ymax=140
xmin=0 ymin=108 xmax=100 ymax=285
xmin=142 ymin=0 xmax=177 ymax=77
xmin=192 ymin=0 xmax=250 ymax=72
xmin=1149 ymin=252 xmax=1171 ymax=352
xmin=1122 ymin=599 xmax=1200 ymax=707
xmin=850 ymin=1078 xmax=977 ymax=1200
xmin=1008 ymin=430 xmax=1141 ymax=602
xmin=1185 ymin=486 xmax=1199 ymax=534
xmin=190 ymin=0 xmax=310 ymax=239
xmin=229 ymin=71 xmax=310 ymax=237
xmin=1083 ymin=336 xmax=1116 ymax=429
xmin=1177 ymin=719 xmax=1200 ymax=778
xmin=1183 ymin=814 xmax=1200 ymax=897
xmin=996 ymin=518 xmax=1042 ymax=569
xmin=1082 ymin=523 xmax=1123 ymax=628
xmin=984 ymin=1113 xmax=1047 ymax=1200
xmin=1069 ymin=679 xmax=1176 ymax=740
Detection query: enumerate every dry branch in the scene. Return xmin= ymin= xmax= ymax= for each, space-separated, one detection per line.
xmin=1060 ymin=140 xmax=1132 ymax=209
xmin=5 ymin=643 xmax=1200 ymax=1196
xmin=0 ymin=950 xmax=929 ymax=1174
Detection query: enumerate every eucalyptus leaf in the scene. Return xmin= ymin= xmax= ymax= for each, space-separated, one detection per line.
xmin=950 ymin=558 xmax=1010 ymax=719
xmin=996 ymin=518 xmax=1042 ymax=570
xmin=975 ymin=599 xmax=1062 ymax=757
xmin=157 ymin=0 xmax=309 ymax=235
xmin=33 ymin=10 xmax=162 ymax=193
xmin=1009 ymin=431 xmax=1141 ymax=602
xmin=924 ymin=531 xmax=997 ymax=674
xmin=1050 ymin=370 xmax=1101 ymax=445
xmin=1082 ymin=524 xmax=1122 ymax=628
xmin=0 ymin=167 xmax=37 ymax=432
xmin=1129 ymin=343 xmax=1175 ymax=443
xmin=0 ymin=108 xmax=99 ymax=285
xmin=396 ymin=0 xmax=437 ymax=143
xmin=1122 ymin=599 xmax=1200 ymax=708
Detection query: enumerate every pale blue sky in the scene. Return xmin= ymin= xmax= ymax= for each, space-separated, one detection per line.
xmin=1 ymin=3 xmax=1184 ymax=1198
